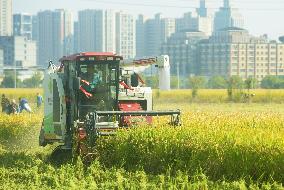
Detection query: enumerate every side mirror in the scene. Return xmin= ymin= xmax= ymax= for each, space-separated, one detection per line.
xmin=74 ymin=77 xmax=81 ymax=90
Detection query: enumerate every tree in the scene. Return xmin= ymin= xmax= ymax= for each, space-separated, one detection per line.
xmin=0 ymin=71 xmax=21 ymax=88
xmin=144 ymin=75 xmax=159 ymax=89
xmin=170 ymin=76 xmax=179 ymax=89
xmin=189 ymin=76 xmax=206 ymax=99
xmin=227 ymin=76 xmax=244 ymax=101
xmin=244 ymin=77 xmax=258 ymax=92
xmin=208 ymin=76 xmax=227 ymax=89
xmin=261 ymin=76 xmax=283 ymax=89
xmin=243 ymin=77 xmax=258 ymax=103
xmin=23 ymin=72 xmax=43 ymax=88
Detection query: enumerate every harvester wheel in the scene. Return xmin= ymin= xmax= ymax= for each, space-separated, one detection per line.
xmin=49 ymin=145 xmax=72 ymax=166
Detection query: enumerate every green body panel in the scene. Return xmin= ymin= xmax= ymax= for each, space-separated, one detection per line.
xmin=44 ymin=114 xmax=54 ymax=133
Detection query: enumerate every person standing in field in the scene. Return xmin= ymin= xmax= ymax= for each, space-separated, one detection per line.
xmin=36 ymin=93 xmax=43 ymax=108
xmin=1 ymin=94 xmax=10 ymax=113
xmin=19 ymin=97 xmax=32 ymax=113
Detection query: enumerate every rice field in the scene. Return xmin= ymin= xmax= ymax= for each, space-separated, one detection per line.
xmin=0 ymin=88 xmax=284 ymax=189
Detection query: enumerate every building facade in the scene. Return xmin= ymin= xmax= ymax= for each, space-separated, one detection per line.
xmin=13 ymin=13 xmax=33 ymax=40
xmin=198 ymin=27 xmax=284 ymax=81
xmin=116 ymin=11 xmax=135 ymax=59
xmin=0 ymin=36 xmax=36 ymax=67
xmin=161 ymin=31 xmax=207 ymax=77
xmin=0 ymin=0 xmax=12 ymax=36
xmin=37 ymin=9 xmax=74 ymax=66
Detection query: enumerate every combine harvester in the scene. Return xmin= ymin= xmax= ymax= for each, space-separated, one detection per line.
xmin=39 ymin=52 xmax=181 ymax=160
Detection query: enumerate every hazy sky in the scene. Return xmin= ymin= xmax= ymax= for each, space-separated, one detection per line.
xmin=13 ymin=0 xmax=284 ymax=40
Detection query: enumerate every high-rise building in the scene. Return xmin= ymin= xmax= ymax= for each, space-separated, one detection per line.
xmin=0 ymin=36 xmax=37 ymax=67
xmin=136 ymin=13 xmax=175 ymax=75
xmin=63 ymin=10 xmax=74 ymax=55
xmin=0 ymin=0 xmax=12 ymax=36
xmin=73 ymin=21 xmax=79 ymax=53
xmin=144 ymin=14 xmax=161 ymax=57
xmin=214 ymin=0 xmax=244 ymax=31
xmin=78 ymin=9 xmax=116 ymax=53
xmin=116 ymin=11 xmax=135 ymax=59
xmin=105 ymin=10 xmax=116 ymax=53
xmin=78 ymin=10 xmax=104 ymax=52
xmin=31 ymin=15 xmax=38 ymax=41
xmin=198 ymin=27 xmax=284 ymax=81
xmin=13 ymin=13 xmax=33 ymax=40
xmin=37 ymin=9 xmax=73 ymax=66
xmin=197 ymin=0 xmax=208 ymax=17
xmin=138 ymin=13 xmax=175 ymax=57
xmin=176 ymin=1 xmax=212 ymax=36
xmin=136 ymin=15 xmax=146 ymax=57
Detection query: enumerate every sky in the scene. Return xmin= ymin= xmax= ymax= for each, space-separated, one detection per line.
xmin=13 ymin=0 xmax=284 ymax=40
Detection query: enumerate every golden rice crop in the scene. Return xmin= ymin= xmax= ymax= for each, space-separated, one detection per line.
xmin=154 ymin=89 xmax=284 ymax=103
xmin=95 ymin=110 xmax=284 ymax=182
xmin=0 ymin=88 xmax=43 ymax=103
xmin=0 ymin=112 xmax=42 ymax=150
xmin=1 ymin=88 xmax=284 ymax=187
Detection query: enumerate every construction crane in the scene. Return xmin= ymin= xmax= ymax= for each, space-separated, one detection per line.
xmin=39 ymin=52 xmax=181 ymax=160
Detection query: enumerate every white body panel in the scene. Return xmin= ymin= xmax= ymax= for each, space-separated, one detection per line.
xmin=43 ymin=66 xmax=66 ymax=141
xmin=118 ymin=87 xmax=152 ymax=111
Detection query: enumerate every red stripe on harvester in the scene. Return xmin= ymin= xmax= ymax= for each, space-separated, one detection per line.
xmin=80 ymin=86 xmax=93 ymax=98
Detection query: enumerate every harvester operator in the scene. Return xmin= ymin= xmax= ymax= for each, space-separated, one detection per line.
xmin=79 ymin=64 xmax=107 ymax=116
xmin=80 ymin=64 xmax=102 ymax=94
xmin=85 ymin=64 xmax=101 ymax=87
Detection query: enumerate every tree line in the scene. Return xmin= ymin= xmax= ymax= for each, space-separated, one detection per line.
xmin=0 ymin=71 xmax=42 ymax=88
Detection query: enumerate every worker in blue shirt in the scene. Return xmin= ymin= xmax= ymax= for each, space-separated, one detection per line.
xmin=19 ymin=97 xmax=32 ymax=113
xmin=36 ymin=93 xmax=43 ymax=108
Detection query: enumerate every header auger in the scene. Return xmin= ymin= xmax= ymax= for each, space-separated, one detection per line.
xmin=39 ymin=52 xmax=181 ymax=161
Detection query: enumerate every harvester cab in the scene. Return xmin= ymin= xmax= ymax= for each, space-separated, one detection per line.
xmin=39 ymin=52 xmax=181 ymax=158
